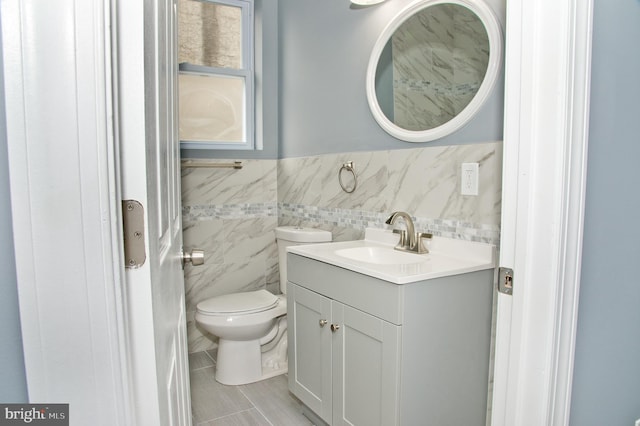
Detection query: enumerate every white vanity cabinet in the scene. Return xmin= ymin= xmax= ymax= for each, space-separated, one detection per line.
xmin=287 ymin=252 xmax=494 ymax=426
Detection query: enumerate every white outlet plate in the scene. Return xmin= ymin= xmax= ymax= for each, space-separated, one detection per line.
xmin=461 ymin=163 xmax=479 ymax=195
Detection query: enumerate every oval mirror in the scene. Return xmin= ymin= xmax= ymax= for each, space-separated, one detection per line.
xmin=366 ymin=0 xmax=503 ymax=142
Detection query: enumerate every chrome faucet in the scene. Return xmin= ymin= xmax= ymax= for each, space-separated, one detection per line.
xmin=385 ymin=211 xmax=431 ymax=254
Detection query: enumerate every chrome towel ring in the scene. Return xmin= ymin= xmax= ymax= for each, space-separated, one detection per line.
xmin=338 ymin=161 xmax=357 ymax=193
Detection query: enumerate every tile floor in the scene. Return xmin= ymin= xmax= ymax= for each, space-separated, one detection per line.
xmin=189 ymin=350 xmax=314 ymax=426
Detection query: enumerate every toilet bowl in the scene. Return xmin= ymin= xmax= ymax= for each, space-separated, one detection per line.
xmin=195 ymin=290 xmax=288 ymax=385
xmin=195 ymin=226 xmax=332 ymax=385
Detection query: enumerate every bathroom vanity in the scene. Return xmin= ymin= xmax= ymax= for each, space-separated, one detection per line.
xmin=286 ymin=229 xmax=495 ymax=426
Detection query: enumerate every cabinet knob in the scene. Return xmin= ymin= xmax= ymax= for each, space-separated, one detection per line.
xmin=330 ymin=324 xmax=340 ymax=332
xmin=319 ymin=319 xmax=328 ymax=327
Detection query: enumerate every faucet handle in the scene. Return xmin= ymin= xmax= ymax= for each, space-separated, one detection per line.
xmin=392 ymin=229 xmax=406 ymax=246
xmin=415 ymin=232 xmax=432 ymax=254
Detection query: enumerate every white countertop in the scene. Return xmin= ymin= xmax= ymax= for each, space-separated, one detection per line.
xmin=286 ymin=228 xmax=496 ymax=284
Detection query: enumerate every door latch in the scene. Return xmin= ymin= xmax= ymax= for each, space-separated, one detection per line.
xmin=498 ymin=267 xmax=513 ymax=295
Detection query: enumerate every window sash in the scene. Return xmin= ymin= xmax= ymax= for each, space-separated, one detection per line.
xmin=178 ymin=0 xmax=255 ymax=150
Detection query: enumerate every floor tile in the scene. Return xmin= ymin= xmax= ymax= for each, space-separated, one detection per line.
xmin=199 ymin=408 xmax=271 ymax=426
xmin=206 ymin=348 xmax=218 ymax=362
xmin=239 ymin=375 xmax=313 ymax=426
xmin=190 ymin=367 xmax=253 ymax=423
xmin=189 ymin=351 xmax=311 ymax=426
xmin=190 ymin=351 xmax=215 ymax=371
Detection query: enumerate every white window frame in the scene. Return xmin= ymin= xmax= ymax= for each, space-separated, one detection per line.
xmin=179 ymin=0 xmax=255 ymax=150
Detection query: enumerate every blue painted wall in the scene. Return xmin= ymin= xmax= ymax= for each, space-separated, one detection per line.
xmin=0 ymin=20 xmax=28 ymax=402
xmin=277 ymin=0 xmax=504 ymax=158
xmin=570 ymin=0 xmax=640 ymax=424
xmin=187 ymin=0 xmax=505 ymax=160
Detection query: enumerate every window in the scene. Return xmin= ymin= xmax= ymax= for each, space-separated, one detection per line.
xmin=177 ymin=0 xmax=255 ymax=150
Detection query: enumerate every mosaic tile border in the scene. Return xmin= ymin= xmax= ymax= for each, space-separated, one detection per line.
xmin=183 ymin=202 xmax=500 ymax=245
xmin=183 ymin=202 xmax=278 ymax=221
xmin=279 ymin=203 xmax=500 ymax=245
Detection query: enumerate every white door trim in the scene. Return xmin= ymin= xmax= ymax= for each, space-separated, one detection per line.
xmin=1 ymin=0 xmax=132 ymax=423
xmin=492 ymin=0 xmax=593 ymax=425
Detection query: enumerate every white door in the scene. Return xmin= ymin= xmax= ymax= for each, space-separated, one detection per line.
xmin=116 ymin=1 xmax=192 ymax=425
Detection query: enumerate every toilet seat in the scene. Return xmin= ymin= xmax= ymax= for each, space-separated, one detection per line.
xmin=197 ymin=290 xmax=279 ymax=316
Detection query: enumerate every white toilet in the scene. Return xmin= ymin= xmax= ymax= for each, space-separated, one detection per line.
xmin=195 ymin=226 xmax=332 ymax=385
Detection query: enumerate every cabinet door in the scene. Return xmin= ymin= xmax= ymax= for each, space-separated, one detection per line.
xmin=332 ymin=302 xmax=401 ymax=426
xmin=288 ymin=283 xmax=333 ymax=423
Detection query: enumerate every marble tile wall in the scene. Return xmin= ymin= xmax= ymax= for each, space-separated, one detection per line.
xmin=278 ymin=142 xmax=502 ymax=244
xmin=181 ymin=159 xmax=279 ymax=353
xmin=181 ymin=141 xmax=502 ymax=353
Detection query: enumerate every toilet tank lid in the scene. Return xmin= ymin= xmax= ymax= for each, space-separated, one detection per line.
xmin=275 ymin=226 xmax=332 ymax=243
xmin=197 ymin=290 xmax=278 ymax=315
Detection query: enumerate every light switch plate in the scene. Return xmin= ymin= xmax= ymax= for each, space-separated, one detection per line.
xmin=461 ymin=163 xmax=479 ymax=196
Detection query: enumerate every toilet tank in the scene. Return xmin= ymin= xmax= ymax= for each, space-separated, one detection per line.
xmin=275 ymin=226 xmax=332 ymax=294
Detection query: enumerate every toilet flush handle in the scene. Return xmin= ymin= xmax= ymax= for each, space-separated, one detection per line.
xmin=182 ymin=248 xmax=205 ymax=269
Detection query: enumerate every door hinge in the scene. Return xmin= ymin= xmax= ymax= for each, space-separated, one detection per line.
xmin=122 ymin=200 xmax=146 ymax=269
xmin=498 ymin=267 xmax=513 ymax=295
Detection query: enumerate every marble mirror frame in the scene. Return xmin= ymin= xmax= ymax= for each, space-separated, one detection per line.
xmin=365 ymin=0 xmax=503 ymax=142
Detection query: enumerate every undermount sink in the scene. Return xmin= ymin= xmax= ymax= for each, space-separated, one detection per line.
xmin=335 ymin=246 xmax=428 ymax=265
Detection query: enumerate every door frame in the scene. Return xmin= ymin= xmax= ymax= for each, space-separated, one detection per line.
xmin=492 ymin=0 xmax=593 ymax=425
xmin=2 ymin=0 xmax=594 ymax=424
xmin=1 ymin=0 xmax=132 ymax=423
